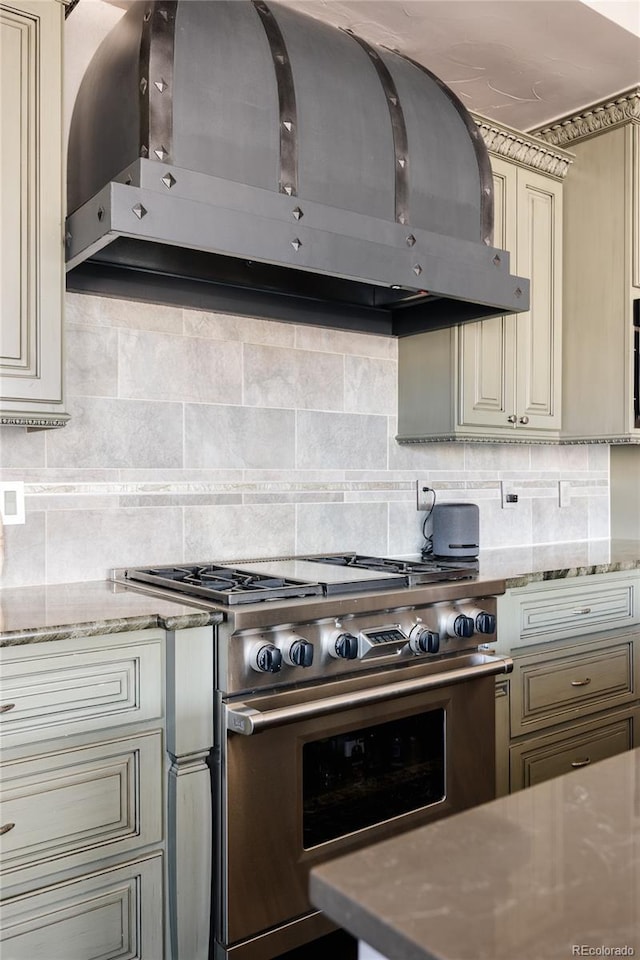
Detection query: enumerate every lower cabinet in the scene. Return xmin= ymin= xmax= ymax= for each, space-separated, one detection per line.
xmin=494 ymin=572 xmax=640 ymax=795
xmin=0 ymin=630 xmax=167 ymax=960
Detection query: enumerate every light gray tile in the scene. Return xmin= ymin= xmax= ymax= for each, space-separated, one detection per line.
xmin=294 ymin=324 xmax=397 ymax=360
xmin=46 ymin=507 xmax=183 ymax=583
xmin=464 ymin=442 xmax=532 ymax=473
xmin=244 ymin=343 xmax=344 ymax=410
xmin=66 ymin=292 xmax=183 ymax=333
xmin=0 ymin=426 xmax=46 ymax=469
xmin=528 ymin=443 xmax=590 ymax=473
xmin=118 ymin=329 xmax=242 ymax=403
xmin=46 ymin=398 xmax=183 ymax=469
xmin=344 ymin=356 xmax=397 ymax=416
xmin=66 ymin=323 xmax=118 ymax=398
xmin=1 ymin=510 xmax=45 ymax=587
xmin=588 ymin=443 xmax=610 ymax=473
xmin=532 ymin=497 xmax=589 ymax=544
xmin=295 ymin=502 xmax=389 ymax=555
xmin=185 ymin=404 xmax=295 ymax=469
xmin=477 ymin=498 xmax=533 ymax=549
xmin=183 ymin=309 xmax=295 ymax=346
xmin=184 ymin=503 xmax=296 ymax=560
xmin=297 ymin=411 xmax=387 ymax=471
xmin=389 ymin=501 xmax=425 ymax=556
xmin=588 ymin=494 xmax=610 ymax=540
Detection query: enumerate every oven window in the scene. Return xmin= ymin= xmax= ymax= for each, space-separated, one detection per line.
xmin=302 ymin=708 xmax=445 ymax=848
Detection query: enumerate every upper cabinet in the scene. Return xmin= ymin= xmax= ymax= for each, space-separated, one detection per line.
xmin=0 ymin=0 xmax=69 ymax=428
xmin=398 ymin=118 xmax=571 ymax=444
xmin=534 ymin=88 xmax=640 ymax=444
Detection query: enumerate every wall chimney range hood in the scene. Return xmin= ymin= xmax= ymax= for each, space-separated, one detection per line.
xmin=66 ymin=0 xmax=529 ymax=336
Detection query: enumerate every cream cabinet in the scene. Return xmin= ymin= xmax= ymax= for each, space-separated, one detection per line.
xmin=0 ymin=629 xmax=166 ymax=959
xmin=534 ymin=89 xmax=639 ymax=444
xmin=398 ymin=118 xmax=570 ymax=443
xmin=493 ymin=572 xmax=640 ymax=795
xmin=0 ymin=0 xmax=68 ymax=428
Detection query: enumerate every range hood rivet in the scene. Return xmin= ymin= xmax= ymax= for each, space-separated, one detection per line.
xmin=389 ymin=95 xmax=398 ymax=106
xmin=162 ymin=172 xmax=177 ymax=189
xmin=132 ymin=203 xmax=148 ymax=219
xmin=292 ymin=207 xmax=303 ymax=220
xmin=406 ymin=234 xmax=416 ymax=246
xmin=143 ymin=9 xmax=151 ymax=21
xmin=140 ymin=77 xmax=148 ymax=95
xmin=282 ymin=184 xmax=294 ymax=196
xmin=397 ymin=157 xmax=407 ymax=168
xmin=140 ymin=145 xmax=149 ymax=158
xmin=158 ymin=8 xmax=169 ymax=21
xmin=97 ymin=205 xmax=105 ymax=221
xmin=154 ymin=146 xmax=169 ymax=161
xmin=154 ymin=79 xmax=168 ymax=93
xmin=282 ymin=120 xmax=294 ymax=132
xmin=398 ymin=214 xmax=408 ymax=225
xmin=65 ymin=231 xmax=72 ymax=245
xmin=291 ymin=238 xmax=302 ymax=251
xmin=413 ymin=264 xmax=423 ymax=276
xmin=493 ymin=254 xmax=501 ymax=266
xmin=515 ymin=287 xmax=523 ymax=298
xmin=275 ymin=53 xmax=287 ymax=65
xmin=125 ymin=175 xmax=132 ymax=185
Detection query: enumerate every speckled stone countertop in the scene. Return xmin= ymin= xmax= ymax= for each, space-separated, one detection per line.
xmin=0 ymin=580 xmax=222 ymax=646
xmin=477 ymin=538 xmax=640 ymax=587
xmin=310 ymin=747 xmax=640 ymax=960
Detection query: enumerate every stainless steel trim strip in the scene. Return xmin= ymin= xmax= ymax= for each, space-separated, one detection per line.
xmin=226 ymin=653 xmax=513 ymax=734
xmin=345 ymin=32 xmax=410 ymax=226
xmin=252 ymin=0 xmax=298 ymax=196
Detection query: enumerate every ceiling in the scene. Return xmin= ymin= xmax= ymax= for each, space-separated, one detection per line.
xmin=67 ymin=0 xmax=639 ymax=136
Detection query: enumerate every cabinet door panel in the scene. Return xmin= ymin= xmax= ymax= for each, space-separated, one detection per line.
xmin=0 ymin=0 xmax=67 ymax=426
xmin=515 ymin=171 xmax=562 ymax=429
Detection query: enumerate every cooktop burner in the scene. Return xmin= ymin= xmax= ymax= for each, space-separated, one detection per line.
xmin=306 ymin=553 xmax=478 ymax=583
xmin=125 ymin=564 xmax=324 ymax=605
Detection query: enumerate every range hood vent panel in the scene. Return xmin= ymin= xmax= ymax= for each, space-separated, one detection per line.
xmin=66 ymin=0 xmax=529 ymax=335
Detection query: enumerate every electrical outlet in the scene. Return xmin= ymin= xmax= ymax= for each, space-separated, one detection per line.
xmin=0 ymin=481 xmax=25 ymax=525
xmin=559 ymin=480 xmax=571 ymax=507
xmin=500 ymin=481 xmax=519 ymax=509
xmin=416 ymin=480 xmax=435 ymax=511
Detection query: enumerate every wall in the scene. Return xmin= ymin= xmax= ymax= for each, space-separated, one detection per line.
xmin=0 ymin=293 xmax=610 ymax=588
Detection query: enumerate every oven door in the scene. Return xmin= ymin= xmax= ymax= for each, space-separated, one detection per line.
xmin=216 ymin=653 xmax=511 ymax=956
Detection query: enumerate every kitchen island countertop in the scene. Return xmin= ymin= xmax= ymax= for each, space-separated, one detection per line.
xmin=310 ymin=746 xmax=640 ymax=960
xmin=0 ymin=579 xmax=222 ymax=646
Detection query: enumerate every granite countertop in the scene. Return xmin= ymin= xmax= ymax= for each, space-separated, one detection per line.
xmin=0 ymin=580 xmax=223 ymax=646
xmin=477 ymin=538 xmax=640 ymax=587
xmin=310 ymin=747 xmax=640 ymax=960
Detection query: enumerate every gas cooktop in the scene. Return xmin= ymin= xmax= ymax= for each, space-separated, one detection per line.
xmin=122 ymin=553 xmax=478 ymax=606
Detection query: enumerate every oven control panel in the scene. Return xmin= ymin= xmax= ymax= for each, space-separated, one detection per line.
xmin=226 ymin=597 xmax=498 ymax=691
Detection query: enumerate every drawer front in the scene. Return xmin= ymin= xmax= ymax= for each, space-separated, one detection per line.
xmin=518 ymin=580 xmax=636 ymax=642
xmin=511 ymin=638 xmax=635 ymax=735
xmin=0 ymin=632 xmax=163 ymax=748
xmin=0 ymin=732 xmax=163 ymax=890
xmin=510 ymin=712 xmax=636 ymax=790
xmin=0 ymin=854 xmax=164 ymax=960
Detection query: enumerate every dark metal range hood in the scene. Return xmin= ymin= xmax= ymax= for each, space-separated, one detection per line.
xmin=66 ymin=0 xmax=529 ymax=336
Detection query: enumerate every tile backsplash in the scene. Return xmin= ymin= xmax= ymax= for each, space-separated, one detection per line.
xmin=0 ymin=294 xmax=610 ymax=587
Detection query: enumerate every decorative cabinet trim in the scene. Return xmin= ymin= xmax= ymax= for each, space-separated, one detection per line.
xmin=532 ymin=86 xmax=640 ymax=147
xmin=473 ymin=113 xmax=573 ymax=180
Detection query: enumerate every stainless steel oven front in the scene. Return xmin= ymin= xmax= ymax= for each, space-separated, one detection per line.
xmin=214 ymin=652 xmax=506 ymax=960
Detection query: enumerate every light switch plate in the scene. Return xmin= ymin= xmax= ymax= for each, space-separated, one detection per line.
xmin=0 ymin=481 xmax=25 ymax=525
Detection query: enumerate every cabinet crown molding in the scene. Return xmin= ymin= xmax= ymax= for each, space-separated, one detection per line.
xmin=532 ymin=87 xmax=640 ymax=146
xmin=473 ymin=114 xmax=573 ymax=180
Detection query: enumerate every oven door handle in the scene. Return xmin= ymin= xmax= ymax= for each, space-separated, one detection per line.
xmin=226 ymin=654 xmax=513 ymax=735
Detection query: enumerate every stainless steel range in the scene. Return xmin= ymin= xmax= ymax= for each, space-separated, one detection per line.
xmin=117 ymin=553 xmax=512 ymax=960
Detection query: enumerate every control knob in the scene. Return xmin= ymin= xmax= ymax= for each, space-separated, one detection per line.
xmin=251 ymin=643 xmax=283 ymax=674
xmin=330 ymin=632 xmax=359 ymax=660
xmin=472 ymin=609 xmax=496 ymax=635
xmin=441 ymin=611 xmax=475 ymax=639
xmin=284 ymin=637 xmax=314 ymax=668
xmin=408 ymin=625 xmax=440 ymax=655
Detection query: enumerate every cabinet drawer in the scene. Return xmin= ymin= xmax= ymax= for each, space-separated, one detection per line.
xmin=0 ymin=854 xmax=164 ymax=960
xmin=0 ymin=631 xmax=163 ymax=748
xmin=510 ymin=635 xmax=636 ymax=735
xmin=0 ymin=731 xmax=163 ymax=890
xmin=510 ymin=709 xmax=637 ymax=790
xmin=518 ymin=580 xmax=636 ymax=642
